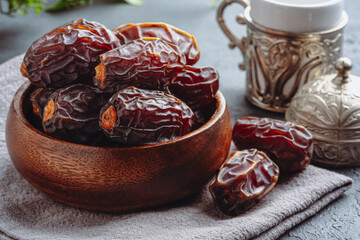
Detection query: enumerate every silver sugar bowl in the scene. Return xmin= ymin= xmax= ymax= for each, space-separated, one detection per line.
xmin=286 ymin=57 xmax=360 ymax=167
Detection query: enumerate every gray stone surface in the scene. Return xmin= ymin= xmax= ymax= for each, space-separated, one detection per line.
xmin=0 ymin=0 xmax=359 ymax=239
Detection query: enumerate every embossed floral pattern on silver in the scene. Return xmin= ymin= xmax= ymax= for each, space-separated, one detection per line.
xmin=286 ymin=57 xmax=360 ymax=167
xmin=244 ymin=20 xmax=343 ymax=112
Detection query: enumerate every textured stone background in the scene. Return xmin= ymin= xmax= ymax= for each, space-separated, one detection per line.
xmin=0 ymin=0 xmax=359 ymax=239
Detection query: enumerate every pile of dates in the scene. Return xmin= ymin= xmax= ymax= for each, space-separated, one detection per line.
xmin=209 ymin=117 xmax=314 ymax=216
xmin=21 ymin=19 xmax=219 ymax=146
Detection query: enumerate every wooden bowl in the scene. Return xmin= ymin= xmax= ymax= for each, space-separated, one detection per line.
xmin=6 ymin=81 xmax=232 ymax=212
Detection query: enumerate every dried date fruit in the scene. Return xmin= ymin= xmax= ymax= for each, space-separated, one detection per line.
xmin=192 ymin=110 xmax=207 ymax=131
xmin=168 ymin=66 xmax=219 ymax=111
xmin=209 ymin=149 xmax=279 ymax=216
xmin=42 ymin=84 xmax=108 ymax=145
xmin=232 ymin=117 xmax=313 ymax=172
xmin=21 ymin=19 xmax=121 ymax=88
xmin=100 ymin=86 xmax=194 ymax=146
xmin=113 ymin=22 xmax=200 ymax=65
xmin=94 ymin=38 xmax=186 ymax=93
xmin=30 ymin=88 xmax=53 ymax=118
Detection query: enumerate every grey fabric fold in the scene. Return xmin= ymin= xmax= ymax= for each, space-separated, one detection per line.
xmin=0 ymin=55 xmax=353 ymax=240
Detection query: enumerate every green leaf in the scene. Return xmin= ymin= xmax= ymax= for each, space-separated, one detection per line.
xmin=2 ymin=0 xmax=46 ymax=16
xmin=45 ymin=0 xmax=68 ymax=11
xmin=16 ymin=8 xmax=27 ymax=15
xmin=1 ymin=0 xmax=140 ymax=17
xmin=46 ymin=0 xmax=91 ymax=12
xmin=34 ymin=5 xmax=43 ymax=14
xmin=209 ymin=0 xmax=219 ymax=8
xmin=124 ymin=0 xmax=143 ymax=6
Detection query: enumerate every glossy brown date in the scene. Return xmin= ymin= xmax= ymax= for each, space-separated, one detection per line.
xmin=30 ymin=88 xmax=53 ymax=118
xmin=113 ymin=22 xmax=200 ymax=65
xmin=21 ymin=19 xmax=120 ymax=88
xmin=42 ymin=84 xmax=108 ymax=145
xmin=100 ymin=86 xmax=194 ymax=146
xmin=168 ymin=66 xmax=219 ymax=111
xmin=232 ymin=117 xmax=313 ymax=172
xmin=94 ymin=38 xmax=186 ymax=93
xmin=209 ymin=149 xmax=279 ymax=216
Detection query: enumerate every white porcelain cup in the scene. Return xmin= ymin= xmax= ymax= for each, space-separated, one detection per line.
xmin=250 ymin=0 xmax=346 ymax=33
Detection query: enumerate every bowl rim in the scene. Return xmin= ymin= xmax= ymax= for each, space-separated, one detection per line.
xmin=12 ymin=81 xmax=227 ymax=150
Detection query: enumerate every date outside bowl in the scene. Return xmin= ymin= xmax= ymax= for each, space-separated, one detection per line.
xmin=5 ymin=81 xmax=232 ymax=213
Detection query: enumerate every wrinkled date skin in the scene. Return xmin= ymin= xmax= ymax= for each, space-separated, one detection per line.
xmin=209 ymin=149 xmax=279 ymax=216
xmin=100 ymin=86 xmax=194 ymax=146
xmin=168 ymin=66 xmax=219 ymax=111
xmin=30 ymin=88 xmax=54 ymax=118
xmin=42 ymin=84 xmax=109 ymax=145
xmin=113 ymin=22 xmax=200 ymax=65
xmin=94 ymin=38 xmax=186 ymax=93
xmin=21 ymin=19 xmax=120 ymax=88
xmin=232 ymin=117 xmax=313 ymax=172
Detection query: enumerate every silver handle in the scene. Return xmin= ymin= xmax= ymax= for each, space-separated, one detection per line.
xmin=217 ymin=0 xmax=249 ymax=70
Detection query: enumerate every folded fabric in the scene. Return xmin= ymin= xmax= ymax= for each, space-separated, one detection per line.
xmin=0 ymin=55 xmax=353 ymax=240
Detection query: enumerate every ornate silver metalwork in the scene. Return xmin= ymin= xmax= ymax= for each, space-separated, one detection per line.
xmin=286 ymin=57 xmax=360 ymax=167
xmin=217 ymin=0 xmax=347 ymax=112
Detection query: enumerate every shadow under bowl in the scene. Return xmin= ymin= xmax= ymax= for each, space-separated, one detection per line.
xmin=6 ymin=81 xmax=232 ymax=212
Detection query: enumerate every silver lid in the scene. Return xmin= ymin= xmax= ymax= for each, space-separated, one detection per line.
xmin=286 ymin=57 xmax=360 ymax=167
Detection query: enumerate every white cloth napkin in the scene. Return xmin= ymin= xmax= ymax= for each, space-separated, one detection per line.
xmin=0 ymin=55 xmax=352 ymax=240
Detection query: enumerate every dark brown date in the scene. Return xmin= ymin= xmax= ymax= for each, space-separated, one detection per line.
xmin=232 ymin=117 xmax=313 ymax=172
xmin=94 ymin=38 xmax=186 ymax=93
xmin=21 ymin=19 xmax=121 ymax=88
xmin=30 ymin=88 xmax=53 ymax=118
xmin=100 ymin=86 xmax=194 ymax=146
xmin=168 ymin=66 xmax=219 ymax=111
xmin=192 ymin=110 xmax=207 ymax=131
xmin=209 ymin=149 xmax=279 ymax=216
xmin=42 ymin=84 xmax=108 ymax=145
xmin=113 ymin=22 xmax=200 ymax=65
